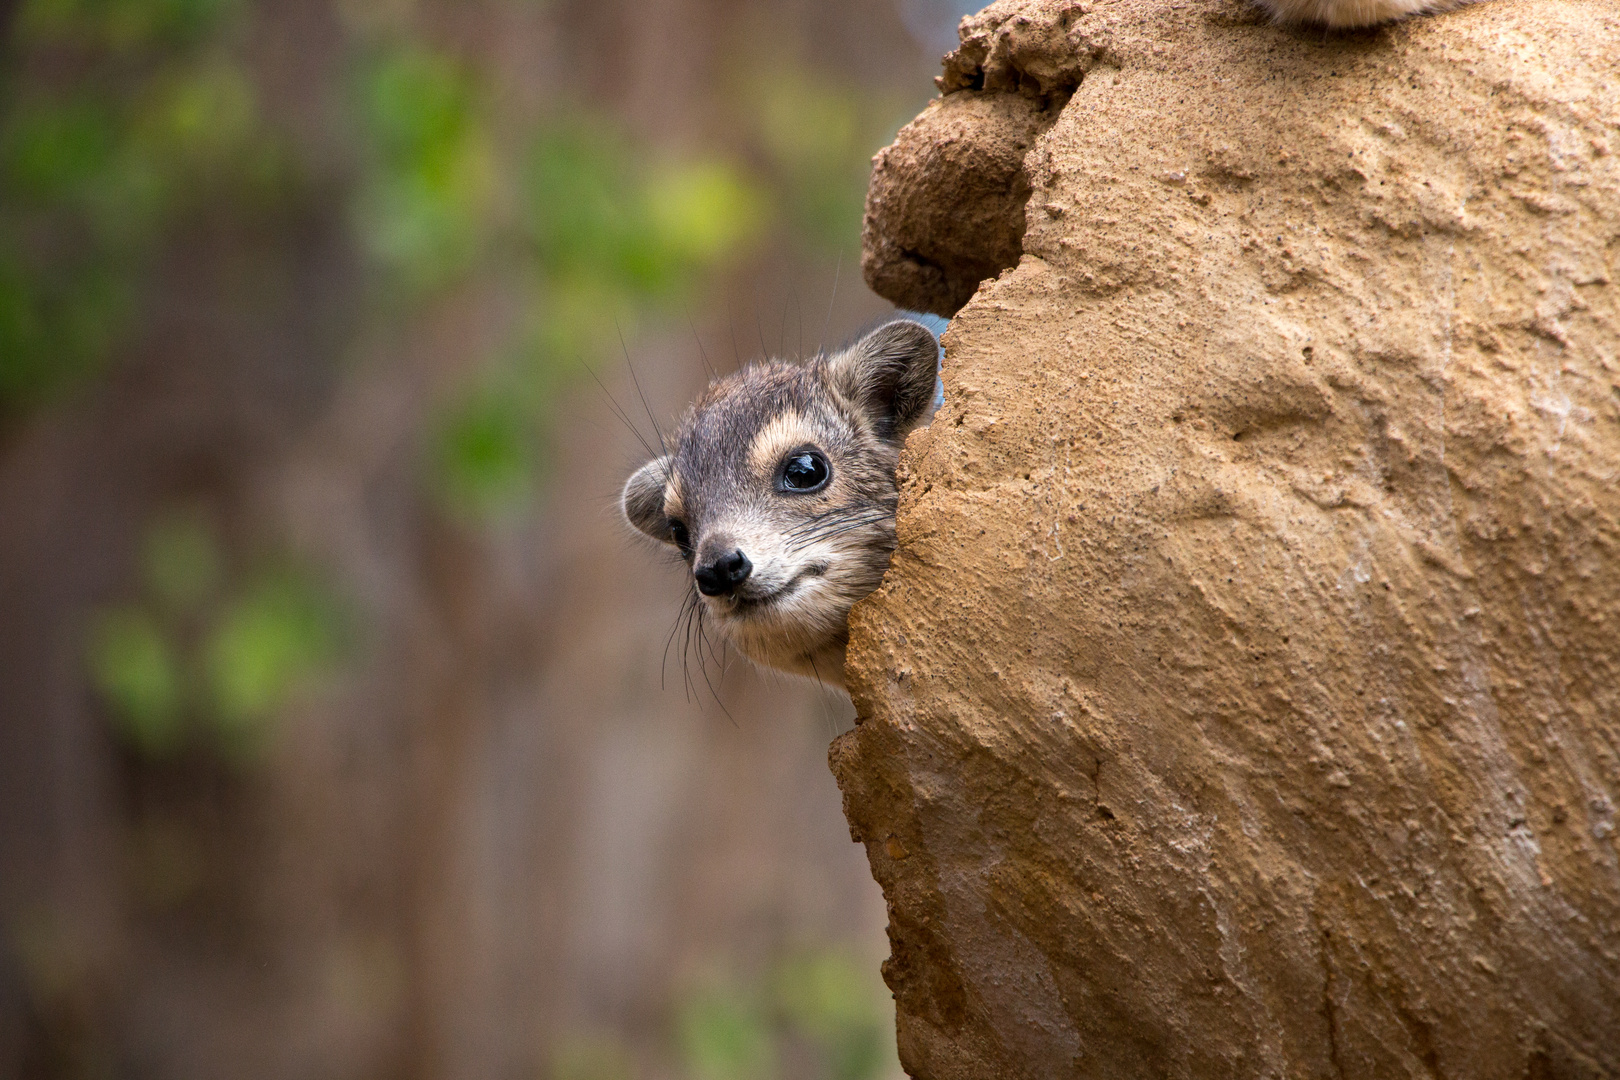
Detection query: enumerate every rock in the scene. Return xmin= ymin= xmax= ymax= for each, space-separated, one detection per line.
xmin=861 ymin=0 xmax=1119 ymax=317
xmin=837 ymin=0 xmax=1620 ymax=1077
xmin=862 ymin=90 xmax=1055 ymax=317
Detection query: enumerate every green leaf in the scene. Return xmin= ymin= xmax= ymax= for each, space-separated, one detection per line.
xmin=0 ymin=238 xmax=136 ymax=414
xmin=753 ymin=73 xmax=860 ymax=177
xmin=1 ymin=98 xmax=119 ymax=204
xmin=742 ymin=66 xmax=912 ymax=252
xmin=359 ymin=48 xmax=473 ymax=163
xmin=353 ymin=47 xmax=493 ymax=291
xmin=132 ymin=59 xmax=259 ymax=175
xmin=522 ymin=122 xmax=764 ymax=310
xmin=88 ymin=607 xmax=186 ymax=757
xmin=675 ymin=987 xmax=775 ymax=1080
xmin=204 ymin=570 xmax=345 ymax=751
xmin=773 ymin=951 xmax=891 ymax=1080
xmin=18 ymin=0 xmax=239 ymax=50
xmin=432 ymin=387 xmax=539 ymax=517
xmin=646 ymin=161 xmax=766 ymax=269
xmin=523 ymin=124 xmax=634 ymax=280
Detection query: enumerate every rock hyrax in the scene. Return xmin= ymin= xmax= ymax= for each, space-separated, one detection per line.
xmin=621 ymin=320 xmax=940 ymax=691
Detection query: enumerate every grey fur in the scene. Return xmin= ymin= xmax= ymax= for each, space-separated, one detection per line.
xmin=621 ymin=319 xmax=940 ymax=690
xmin=622 ymin=455 xmax=674 ymax=539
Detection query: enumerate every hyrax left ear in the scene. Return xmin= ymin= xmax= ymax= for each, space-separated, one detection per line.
xmin=621 ymin=455 xmax=675 ymax=542
xmin=825 ymin=319 xmax=940 ymax=443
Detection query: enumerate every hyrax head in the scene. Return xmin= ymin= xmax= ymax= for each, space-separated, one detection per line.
xmin=621 ymin=320 xmax=940 ymax=689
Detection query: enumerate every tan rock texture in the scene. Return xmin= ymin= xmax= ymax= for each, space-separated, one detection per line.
xmin=862 ymin=90 xmax=1057 ymax=317
xmin=837 ymin=1 xmax=1620 ymax=1077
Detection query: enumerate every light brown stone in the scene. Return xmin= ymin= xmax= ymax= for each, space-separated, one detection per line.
xmin=838 ymin=1 xmax=1620 ymax=1077
xmin=863 ymin=90 xmax=1057 ymax=317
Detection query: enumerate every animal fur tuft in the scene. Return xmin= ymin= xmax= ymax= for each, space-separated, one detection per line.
xmin=1253 ymin=0 xmax=1477 ymax=27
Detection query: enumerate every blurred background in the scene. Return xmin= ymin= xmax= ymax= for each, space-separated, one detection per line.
xmin=0 ymin=0 xmax=978 ymax=1077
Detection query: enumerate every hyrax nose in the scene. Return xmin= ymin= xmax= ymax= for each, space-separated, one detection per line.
xmin=694 ymin=548 xmax=752 ymax=596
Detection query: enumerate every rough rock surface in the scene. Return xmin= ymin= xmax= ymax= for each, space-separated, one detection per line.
xmin=837 ymin=1 xmax=1620 ymax=1077
xmin=863 ymin=91 xmax=1057 ymax=317
xmin=861 ymin=0 xmax=1112 ymax=316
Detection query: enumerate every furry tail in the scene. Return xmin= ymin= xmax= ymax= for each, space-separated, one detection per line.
xmin=1253 ymin=0 xmax=1477 ymax=27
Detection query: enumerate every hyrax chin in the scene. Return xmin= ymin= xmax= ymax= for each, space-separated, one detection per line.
xmin=621 ymin=319 xmax=940 ymax=692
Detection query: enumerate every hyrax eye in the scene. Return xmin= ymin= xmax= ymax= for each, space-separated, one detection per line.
xmin=777 ymin=449 xmax=831 ymax=493
xmin=668 ymin=519 xmax=692 ymax=551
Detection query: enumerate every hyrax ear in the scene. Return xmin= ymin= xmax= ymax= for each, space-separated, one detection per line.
xmin=824 ymin=319 xmax=940 ymax=443
xmin=621 ymin=455 xmax=674 ymax=542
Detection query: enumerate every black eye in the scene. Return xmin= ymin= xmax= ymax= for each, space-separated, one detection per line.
xmin=668 ymin=519 xmax=691 ymax=551
xmin=778 ymin=450 xmax=831 ymax=493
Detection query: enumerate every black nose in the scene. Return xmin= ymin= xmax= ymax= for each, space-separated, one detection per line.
xmin=694 ymin=549 xmax=752 ymax=596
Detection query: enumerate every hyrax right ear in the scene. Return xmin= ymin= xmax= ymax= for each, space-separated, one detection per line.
xmin=824 ymin=319 xmax=940 ymax=444
xmin=621 ymin=455 xmax=674 ymax=542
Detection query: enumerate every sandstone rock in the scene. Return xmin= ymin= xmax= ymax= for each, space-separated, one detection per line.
xmin=838 ymin=0 xmax=1620 ymax=1077
xmin=862 ymin=90 xmax=1054 ymax=317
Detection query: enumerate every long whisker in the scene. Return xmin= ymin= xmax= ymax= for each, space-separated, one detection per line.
xmin=820 ymin=252 xmax=841 ymax=357
xmin=618 ymin=321 xmax=669 ymax=461
xmin=682 ymin=594 xmax=702 ymax=704
xmin=786 ymin=512 xmax=895 ymax=551
xmin=685 ymin=304 xmax=717 ymax=380
xmin=791 ymin=277 xmax=803 ymax=361
xmin=663 ymin=589 xmax=697 ymax=692
xmin=786 ymin=524 xmax=889 ymax=554
xmin=755 ymin=286 xmax=769 ymax=360
xmin=782 ymin=509 xmax=858 ymax=540
xmin=783 ymin=503 xmax=896 ymax=540
xmin=786 ymin=514 xmax=893 ymax=547
xmin=780 ymin=286 xmax=791 ymax=359
xmin=806 ymin=652 xmax=840 ymax=741
xmin=583 ymin=359 xmax=659 ymax=462
xmin=694 ymin=614 xmax=738 ymax=727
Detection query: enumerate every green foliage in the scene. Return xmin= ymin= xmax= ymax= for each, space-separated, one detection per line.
xmin=18 ymin=0 xmax=239 ymax=51
xmin=134 ymin=59 xmax=262 ymax=186
xmin=383 ymin=109 xmax=765 ymax=516
xmin=743 ymin=67 xmax=909 ymax=252
xmin=0 ymin=244 xmax=131 ymax=409
xmin=345 ymin=50 xmax=767 ymax=517
xmin=89 ymin=607 xmax=186 ymax=756
xmin=432 ymin=382 xmax=540 ymax=517
xmin=676 ymin=986 xmax=777 ymax=1080
xmin=3 ymin=97 xmax=127 ymax=210
xmin=659 ymin=950 xmax=896 ymax=1080
xmin=0 ymin=93 xmax=148 ymax=408
xmin=0 ymin=0 xmax=274 ymax=416
xmin=87 ymin=511 xmax=348 ymax=762
xmin=522 ymin=125 xmax=763 ymax=298
xmin=353 ymin=47 xmax=494 ymax=292
xmin=204 ymin=570 xmax=346 ymax=749
xmin=647 ymin=161 xmax=768 ymax=270
xmin=773 ymin=952 xmax=890 ymax=1080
